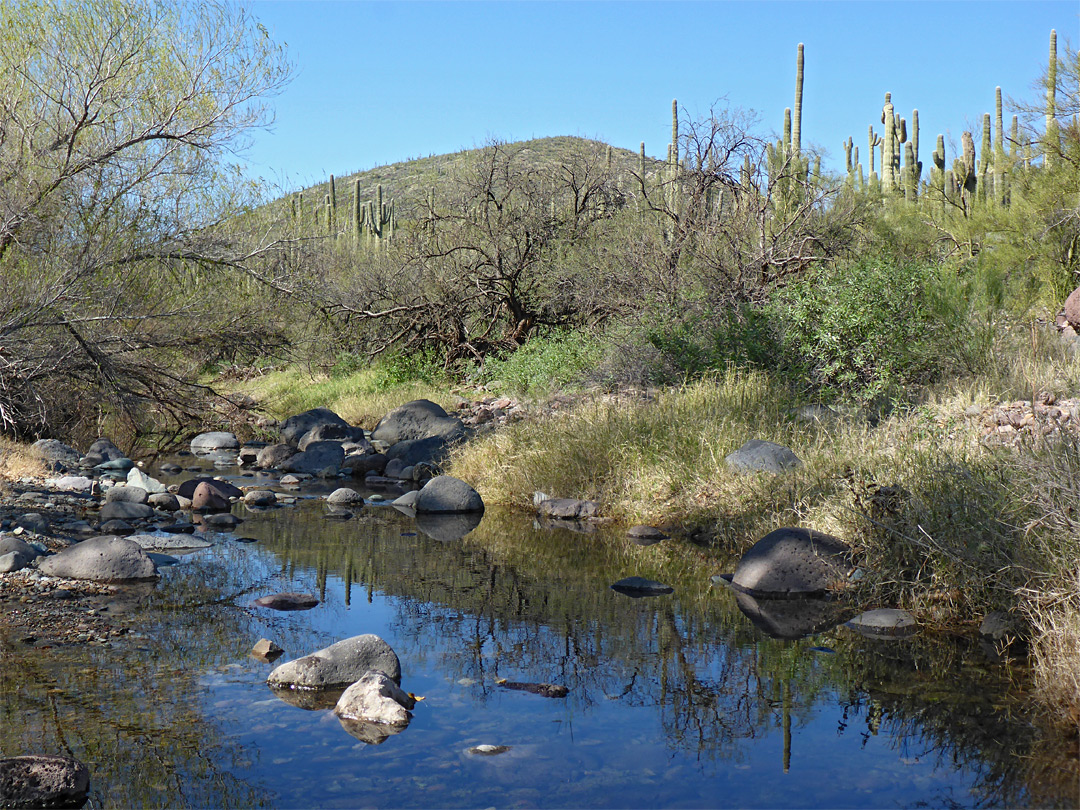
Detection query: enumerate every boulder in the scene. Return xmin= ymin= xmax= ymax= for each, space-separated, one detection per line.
xmin=334 ymin=670 xmax=416 ymax=731
xmin=725 ymin=439 xmax=802 ymax=474
xmin=99 ymin=519 xmax=134 ymax=536
xmin=37 ymin=535 xmax=158 ymax=581
xmin=190 ymin=482 xmax=231 ymax=512
xmin=392 ymin=490 xmax=420 ymax=509
xmin=99 ymin=501 xmax=155 ymax=522
xmin=252 ymin=638 xmax=284 ymax=662
xmin=267 ymin=634 xmax=401 ymax=689
xmin=371 ymin=399 xmax=467 ymax=446
xmin=190 ymin=431 xmax=239 ymax=453
xmin=255 ymin=443 xmax=295 ymax=469
xmin=384 ymin=435 xmax=452 ymax=468
xmin=731 ymin=528 xmax=853 ymax=597
xmin=93 ymin=457 xmax=133 ymax=472
xmin=243 ymin=490 xmax=278 ymax=507
xmin=0 ymin=755 xmax=90 ymax=810
xmin=280 ymin=441 xmax=344 ymax=476
xmin=202 ymin=512 xmax=241 ymax=529
xmin=81 ymin=437 xmax=125 ymax=466
xmin=627 ymin=525 xmax=668 ymax=543
xmin=1063 ymin=285 xmax=1080 ymax=330
xmin=0 ymin=536 xmax=39 ymax=573
xmin=610 ymin=576 xmax=674 ymax=597
xmin=344 ymin=453 xmax=387 ymax=476
xmin=104 ymin=485 xmax=149 ymax=505
xmin=176 ymin=477 xmax=243 ymax=501
xmin=30 ymin=439 xmax=82 ymax=468
xmin=148 ymin=492 xmax=180 ymax=512
xmin=126 ymin=467 xmax=167 ymax=494
xmin=298 ymin=422 xmax=367 ymax=452
xmin=47 ymin=476 xmax=94 ymax=493
xmin=414 ymin=476 xmax=483 ymax=514
xmin=127 ymin=533 xmax=211 ymax=552
xmin=536 ymin=498 xmax=600 ymax=520
xmin=280 ymin=408 xmax=351 ymax=448
xmin=15 ymin=513 xmax=49 ymax=534
xmin=326 ymin=488 xmax=365 ymax=507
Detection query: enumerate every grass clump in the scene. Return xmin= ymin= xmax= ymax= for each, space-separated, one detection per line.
xmin=0 ymin=436 xmax=47 ymax=486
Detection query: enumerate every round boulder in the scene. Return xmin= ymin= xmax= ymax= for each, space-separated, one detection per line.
xmin=334 ymin=670 xmax=416 ymax=728
xmin=731 ymin=527 xmax=853 ymax=597
xmin=37 ymin=535 xmax=158 ymax=581
xmin=280 ymin=441 xmax=344 ymax=476
xmin=326 ymin=488 xmax=365 ymax=506
xmin=30 ymin=439 xmax=82 ymax=468
xmin=99 ymin=500 xmax=155 ymax=522
xmin=267 ymin=634 xmax=401 ymax=689
xmin=414 ymin=476 xmax=484 ymax=514
xmin=280 ymin=408 xmax=351 ymax=448
xmin=190 ymin=431 xmax=240 ymax=453
xmin=190 ymin=482 xmax=231 ymax=512
xmin=371 ymin=399 xmax=467 ymax=446
xmin=176 ymin=477 xmax=243 ymax=501
xmin=725 ymin=439 xmax=802 ymax=474
xmin=81 ymin=437 xmax=125 ymax=466
xmin=104 ymin=485 xmax=149 ymax=505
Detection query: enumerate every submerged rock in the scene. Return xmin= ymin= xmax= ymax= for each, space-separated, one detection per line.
xmin=610 ymin=577 xmax=674 ymax=598
xmin=497 ymin=681 xmax=569 ymax=699
xmin=253 ymin=592 xmax=319 ymax=611
xmin=845 ymin=608 xmax=918 ymax=639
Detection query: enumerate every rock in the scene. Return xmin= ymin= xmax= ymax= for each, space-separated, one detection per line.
xmin=467 ymin=745 xmax=511 ymax=756
xmin=127 ymin=533 xmax=211 ymax=552
xmin=733 ymin=591 xmax=854 ymax=639
xmin=15 ymin=512 xmax=49 ymax=534
xmin=202 ymin=512 xmax=241 ymax=529
xmin=99 ymin=501 xmax=155 ymax=522
xmin=158 ymin=463 xmax=183 ymax=475
xmin=254 ymin=592 xmax=319 ymax=611
xmin=126 ymin=467 xmax=167 ymax=494
xmin=497 ymin=681 xmax=568 ymax=698
xmin=326 ymin=488 xmax=365 ymax=506
xmin=93 ymin=457 xmax=134 ymax=472
xmin=31 ymin=439 xmax=82 ymax=468
xmin=267 ymin=634 xmax=401 ymax=689
xmin=415 ymin=511 xmax=483 ymax=542
xmin=243 ymin=489 xmax=278 ymax=507
xmin=371 ymin=399 xmax=467 ymax=446
xmin=610 ymin=576 xmax=673 ymax=597
xmin=190 ymin=482 xmax=231 ymax=513
xmin=383 ymin=458 xmax=407 ymax=479
xmin=47 ymin=475 xmax=94 ymax=493
xmin=979 ymin=610 xmax=1028 ymax=645
xmin=176 ymin=477 xmax=243 ymax=501
xmin=414 ymin=476 xmax=484 ymax=513
xmin=37 ymin=535 xmax=158 ymax=581
xmin=280 ymin=441 xmax=344 ymax=476
xmin=725 ymin=439 xmax=802 ymax=474
xmin=99 ymin=519 xmax=134 ymax=536
xmin=731 ymin=527 xmax=853 ymax=597
xmin=344 ymin=453 xmax=387 ymax=476
xmin=255 ymin=443 xmax=295 ymax=470
xmin=536 ymin=498 xmax=600 ymax=520
xmin=792 ymin=404 xmax=838 ymax=424
xmin=148 ymin=492 xmax=180 ymax=511
xmin=104 ymin=485 xmax=149 ymax=505
xmin=0 ymin=755 xmax=90 ymax=809
xmin=280 ymin=408 xmax=351 ymax=448
xmin=1063 ymin=285 xmax=1080 ymax=330
xmin=392 ymin=490 xmax=419 ymax=508
xmin=252 ymin=638 xmax=284 ymax=662
xmin=384 ymin=436 xmax=452 ymax=468
xmin=190 ymin=431 xmax=239 ymax=453
xmin=81 ymin=437 xmax=125 ymax=466
xmin=333 ymin=670 xmax=416 ymax=730
xmin=297 ymin=422 xmax=366 ymax=451
xmin=627 ymin=525 xmax=667 ymax=543
xmin=0 ymin=535 xmax=39 ymax=572
xmin=845 ymin=608 xmax=918 ymax=638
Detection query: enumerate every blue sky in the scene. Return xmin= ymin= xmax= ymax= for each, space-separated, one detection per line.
xmin=242 ymin=1 xmax=1077 ymax=191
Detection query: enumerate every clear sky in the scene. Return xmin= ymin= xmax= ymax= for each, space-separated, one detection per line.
xmin=242 ymin=1 xmax=1077 ymax=192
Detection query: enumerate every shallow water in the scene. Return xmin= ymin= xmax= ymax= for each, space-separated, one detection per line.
xmin=1 ymin=459 xmax=1076 ymax=809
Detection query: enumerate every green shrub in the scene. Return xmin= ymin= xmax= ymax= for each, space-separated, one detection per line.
xmin=479 ymin=331 xmax=602 ymax=395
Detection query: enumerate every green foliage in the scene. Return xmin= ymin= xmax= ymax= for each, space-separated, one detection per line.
xmin=771 ymin=256 xmax=968 ymax=400
xmin=642 ymin=307 xmax=779 ymax=383
xmin=478 ymin=331 xmax=602 ymax=395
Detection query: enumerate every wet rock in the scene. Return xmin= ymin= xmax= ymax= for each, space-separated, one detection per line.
xmin=414 ymin=476 xmax=484 ymax=513
xmin=725 ymin=439 xmax=802 ymax=474
xmin=190 ymin=482 xmax=230 ymax=513
xmin=158 ymin=521 xmax=195 ymax=534
xmin=0 ymin=754 xmax=90 ymax=809
xmin=611 ymin=576 xmax=673 ymax=597
xmin=243 ymin=489 xmax=278 ymax=507
xmin=415 ymin=511 xmax=482 ymax=542
xmin=254 ymin=592 xmax=319 ymax=611
xmin=371 ymin=399 xmax=467 ymax=446
xmin=202 ymin=512 xmax=241 ymax=529
xmin=267 ymin=634 xmax=401 ymax=689
xmin=147 ymin=492 xmax=180 ymax=512
xmin=536 ymin=497 xmax=600 ymax=520
xmin=467 ymin=745 xmax=511 ymax=756
xmin=497 ymin=681 xmax=569 ymax=698
xmin=127 ymin=533 xmax=211 ymax=552
xmin=176 ymin=477 xmax=242 ymax=501
xmin=190 ymin=431 xmax=239 ymax=453
xmin=158 ymin=463 xmax=183 ymax=475
xmin=252 ymin=638 xmax=284 ymax=662
xmin=280 ymin=441 xmax=344 ymax=476
xmin=326 ymin=488 xmax=365 ymax=506
xmin=104 ymin=485 xmax=148 ymax=505
xmin=99 ymin=501 xmax=155 ymax=522
xmin=845 ymin=608 xmax=918 ymax=639
xmin=333 ymin=670 xmax=416 ymax=730
xmin=731 ymin=527 xmax=853 ymax=597
xmin=38 ymin=535 xmax=158 ymax=581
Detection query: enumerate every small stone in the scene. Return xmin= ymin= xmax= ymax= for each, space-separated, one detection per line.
xmin=467 ymin=745 xmax=511 ymax=756
xmin=845 ymin=608 xmax=917 ymax=638
xmin=251 ymin=638 xmax=284 ymax=662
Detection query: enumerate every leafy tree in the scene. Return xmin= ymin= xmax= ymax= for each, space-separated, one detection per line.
xmin=0 ymin=0 xmax=291 ymax=443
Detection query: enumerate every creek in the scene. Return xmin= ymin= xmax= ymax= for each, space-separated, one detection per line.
xmin=0 ymin=454 xmax=1075 ymax=809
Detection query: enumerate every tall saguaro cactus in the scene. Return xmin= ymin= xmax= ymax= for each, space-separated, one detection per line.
xmin=1045 ymin=28 xmax=1058 ymax=166
xmin=792 ymin=42 xmax=804 ymax=158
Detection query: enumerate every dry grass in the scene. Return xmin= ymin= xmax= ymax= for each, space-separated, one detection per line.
xmin=1028 ymin=583 xmax=1080 ymax=732
xmin=0 ymin=435 xmax=47 ymax=488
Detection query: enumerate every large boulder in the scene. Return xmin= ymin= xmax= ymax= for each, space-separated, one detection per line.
xmin=81 ymin=437 xmax=125 ymax=466
xmin=1063 ymin=285 xmax=1080 ymax=330
xmin=725 ymin=439 xmax=802 ymax=474
xmin=176 ymin=477 xmax=243 ymax=501
xmin=37 ymin=535 xmax=158 ymax=581
xmin=297 ymin=422 xmax=367 ymax=452
xmin=255 ymin=443 xmax=295 ymax=470
xmin=731 ymin=527 xmax=853 ymax=597
xmin=190 ymin=482 xmax=231 ymax=512
xmin=280 ymin=408 xmax=350 ymax=448
xmin=280 ymin=441 xmax=344 ymax=476
xmin=371 ymin=399 xmax=467 ymax=446
xmin=0 ymin=536 xmax=40 ymax=573
xmin=30 ymin=439 xmax=81 ymax=468
xmin=0 ymin=755 xmax=90 ymax=810
xmin=267 ymin=634 xmax=401 ymax=689
xmin=414 ymin=476 xmax=483 ymax=513
xmin=190 ymin=431 xmax=239 ymax=453
xmin=333 ymin=670 xmax=415 ymax=730
xmin=384 ymin=436 xmax=452 ymax=468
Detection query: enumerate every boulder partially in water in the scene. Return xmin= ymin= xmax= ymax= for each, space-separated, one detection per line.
xmin=333 ymin=670 xmax=416 ymax=730
xmin=267 ymin=634 xmax=401 ymax=689
xmin=37 ymin=535 xmax=158 ymax=581
xmin=731 ymin=527 xmax=853 ymax=597
xmin=414 ymin=476 xmax=483 ymax=513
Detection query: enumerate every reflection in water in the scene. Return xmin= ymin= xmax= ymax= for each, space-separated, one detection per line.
xmin=1 ymin=482 xmax=1076 ymax=808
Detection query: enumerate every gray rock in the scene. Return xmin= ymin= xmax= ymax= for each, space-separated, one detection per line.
xmin=190 ymin=431 xmax=239 ymax=453
xmin=979 ymin=610 xmax=1027 ymax=643
xmin=298 ymin=422 xmax=366 ymax=451
xmin=415 ymin=511 xmax=483 ymax=542
xmin=845 ymin=608 xmax=918 ymax=638
xmin=47 ymin=475 xmax=94 ymax=493
xmin=792 ymin=404 xmax=838 ymax=424
xmin=280 ymin=408 xmax=350 ymax=448
xmin=334 ymin=670 xmax=415 ymax=728
xmin=243 ymin=489 xmax=278 ymax=507
xmin=627 ymin=525 xmax=668 ymax=542
xmin=467 ymin=745 xmax=512 ymax=756
xmin=99 ymin=501 xmax=155 ymax=522
xmin=255 ymin=443 xmax=295 ymax=469
xmin=127 ymin=533 xmax=211 ymax=552
xmin=252 ymin=638 xmax=284 ymax=662
xmin=344 ymin=452 xmax=387 ymax=476
xmin=280 ymin=441 xmax=344 ymax=476
xmin=15 ymin=512 xmax=49 ymax=534
xmin=326 ymin=488 xmax=365 ymax=506
xmin=126 ymin=467 xmax=167 ymax=494
xmin=731 ymin=527 xmax=853 ymax=597
xmin=392 ymin=490 xmax=420 ymax=508
xmin=31 ymin=439 xmax=82 ymax=467
xmin=384 ymin=435 xmax=452 ymax=468
xmin=610 ymin=576 xmax=674 ymax=597
xmin=93 ymin=457 xmax=134 ymax=472
xmin=99 ymin=519 xmax=134 ymax=535
xmin=267 ymin=634 xmax=401 ymax=689
xmin=383 ymin=458 xmax=407 ymax=479
xmin=202 ymin=512 xmax=241 ymax=529
xmin=148 ymin=492 xmax=180 ymax=511
xmin=0 ymin=755 xmax=90 ymax=810
xmin=536 ymin=498 xmax=600 ymax=520
xmin=725 ymin=439 xmax=802 ymax=474
xmin=414 ymin=476 xmax=483 ymax=513
xmin=371 ymin=399 xmax=467 ymax=446
xmin=37 ymin=535 xmax=158 ymax=581
xmin=81 ymin=437 xmax=125 ymax=466
xmin=0 ymin=535 xmax=40 ymax=571
xmin=104 ymin=485 xmax=149 ymax=505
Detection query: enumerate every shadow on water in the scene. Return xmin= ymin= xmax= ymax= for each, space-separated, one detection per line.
xmin=1 ymin=469 xmax=1077 ymax=808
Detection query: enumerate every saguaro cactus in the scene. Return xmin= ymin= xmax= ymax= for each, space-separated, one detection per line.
xmin=792 ymin=43 xmax=804 ymax=157
xmin=1046 ymin=29 xmax=1058 ymax=166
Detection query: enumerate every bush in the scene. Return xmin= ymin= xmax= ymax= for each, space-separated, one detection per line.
xmin=478 ymin=331 xmax=602 ymax=395
xmin=771 ymin=256 xmax=969 ymax=401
